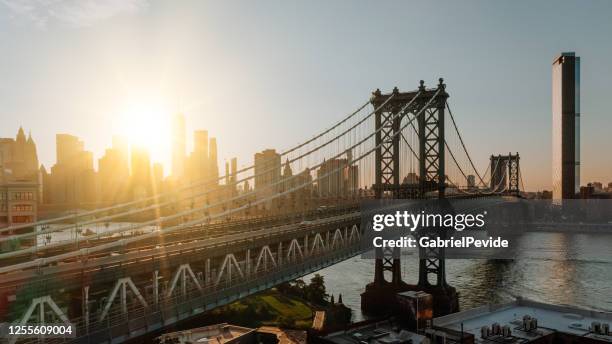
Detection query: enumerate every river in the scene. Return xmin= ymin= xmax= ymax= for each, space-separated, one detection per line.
xmin=307 ymin=231 xmax=612 ymax=321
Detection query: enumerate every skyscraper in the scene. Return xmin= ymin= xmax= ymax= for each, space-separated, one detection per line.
xmin=254 ymin=149 xmax=281 ymax=192
xmin=209 ymin=137 xmax=219 ymax=182
xmin=0 ymin=128 xmax=40 ymax=227
xmin=187 ymin=130 xmax=209 ymax=183
xmin=48 ymin=134 xmax=96 ymax=205
xmin=98 ymin=144 xmax=129 ymax=203
xmin=56 ymin=134 xmax=84 ymax=165
xmin=0 ymin=127 xmax=39 ymax=181
xmin=172 ymin=112 xmax=186 ymax=180
xmin=552 ymin=52 xmax=580 ymax=201
xmin=112 ymin=135 xmax=129 ymax=169
xmin=130 ymin=145 xmax=152 ymax=200
xmin=152 ymin=162 xmax=164 ymax=192
xmin=193 ymin=130 xmax=209 ymax=156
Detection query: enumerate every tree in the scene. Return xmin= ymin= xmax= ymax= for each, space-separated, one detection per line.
xmin=305 ymin=274 xmax=327 ymax=305
xmin=276 ymin=282 xmax=292 ymax=295
xmin=292 ymin=279 xmax=307 ymax=298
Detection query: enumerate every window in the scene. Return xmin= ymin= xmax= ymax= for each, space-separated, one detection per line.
xmin=11 ymin=215 xmax=32 ymax=223
xmin=12 ymin=192 xmax=34 ymax=201
xmin=12 ymin=204 xmax=33 ymax=212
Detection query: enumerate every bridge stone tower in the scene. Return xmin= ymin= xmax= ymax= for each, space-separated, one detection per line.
xmin=361 ymin=79 xmax=459 ymax=317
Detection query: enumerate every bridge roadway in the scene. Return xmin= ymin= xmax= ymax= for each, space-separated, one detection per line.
xmin=0 ymin=207 xmax=364 ymax=344
xmin=1 ymin=196 xmax=514 ymax=343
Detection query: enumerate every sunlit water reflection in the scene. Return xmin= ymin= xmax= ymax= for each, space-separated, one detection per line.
xmin=307 ymin=232 xmax=612 ymax=321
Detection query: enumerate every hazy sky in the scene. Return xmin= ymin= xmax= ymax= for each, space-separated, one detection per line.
xmin=1 ymin=0 xmax=611 ymax=191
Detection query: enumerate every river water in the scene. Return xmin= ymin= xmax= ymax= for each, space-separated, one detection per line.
xmin=307 ymin=231 xmax=612 ymax=321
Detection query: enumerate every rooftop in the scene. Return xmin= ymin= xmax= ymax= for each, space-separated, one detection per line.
xmin=257 ymin=326 xmax=307 ymax=344
xmin=434 ymin=298 xmax=612 ymax=343
xmin=157 ymin=323 xmax=255 ymax=344
xmin=323 ymin=319 xmax=427 ymax=344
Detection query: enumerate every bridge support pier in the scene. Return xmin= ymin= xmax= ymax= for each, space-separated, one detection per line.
xmin=363 ymin=80 xmax=459 ymax=317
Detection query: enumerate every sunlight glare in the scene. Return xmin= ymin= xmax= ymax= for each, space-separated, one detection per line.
xmin=119 ymin=100 xmax=172 ymax=165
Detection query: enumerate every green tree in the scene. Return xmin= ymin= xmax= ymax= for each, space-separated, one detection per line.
xmin=305 ymin=274 xmax=327 ymax=304
xmin=292 ymin=279 xmax=307 ymax=298
xmin=276 ymin=282 xmax=292 ymax=295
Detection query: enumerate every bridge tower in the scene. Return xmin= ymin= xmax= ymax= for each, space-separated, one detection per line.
xmin=490 ymin=153 xmax=520 ymax=195
xmin=361 ymin=79 xmax=459 ymax=316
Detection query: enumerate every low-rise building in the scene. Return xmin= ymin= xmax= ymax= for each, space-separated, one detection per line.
xmin=157 ymin=323 xmax=306 ymax=344
xmin=0 ymin=180 xmax=38 ymax=229
xmin=433 ymin=297 xmax=612 ymax=343
xmin=157 ymin=323 xmax=255 ymax=344
xmin=314 ymin=318 xmax=428 ymax=344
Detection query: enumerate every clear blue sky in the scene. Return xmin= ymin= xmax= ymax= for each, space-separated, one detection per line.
xmin=1 ymin=0 xmax=611 ymax=191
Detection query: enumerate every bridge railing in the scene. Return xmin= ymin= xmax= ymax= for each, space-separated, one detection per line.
xmin=64 ymin=243 xmax=363 ymax=343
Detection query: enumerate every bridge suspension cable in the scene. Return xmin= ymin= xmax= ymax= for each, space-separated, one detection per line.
xmin=0 ymin=92 xmax=410 ymax=258
xmin=444 ymin=148 xmax=508 ymax=196
xmin=0 ymin=98 xmax=389 ymax=240
xmin=445 ymin=101 xmax=488 ymax=187
xmin=0 ymin=88 xmax=439 ymax=273
xmin=391 ymin=100 xmax=507 ymax=197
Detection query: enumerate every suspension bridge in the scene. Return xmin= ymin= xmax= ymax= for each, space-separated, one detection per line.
xmin=0 ymin=79 xmax=524 ymax=343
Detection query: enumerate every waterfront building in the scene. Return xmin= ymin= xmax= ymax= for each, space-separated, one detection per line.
xmin=552 ymin=52 xmax=580 ymax=201
xmin=157 ymin=323 xmax=306 ymax=344
xmin=433 ymin=298 xmax=612 ymax=343
xmin=592 ymin=181 xmax=604 ymax=192
xmin=0 ymin=128 xmax=40 ymax=225
xmin=316 ymin=319 xmax=427 ymax=344
xmin=0 ymin=127 xmax=39 ymax=182
xmin=0 ymin=180 xmax=38 ymax=228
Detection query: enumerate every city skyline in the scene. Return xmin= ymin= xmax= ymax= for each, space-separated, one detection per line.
xmin=2 ymin=1 xmax=612 ymax=190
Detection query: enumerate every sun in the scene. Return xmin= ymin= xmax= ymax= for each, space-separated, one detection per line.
xmin=118 ymin=100 xmax=172 ymax=164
